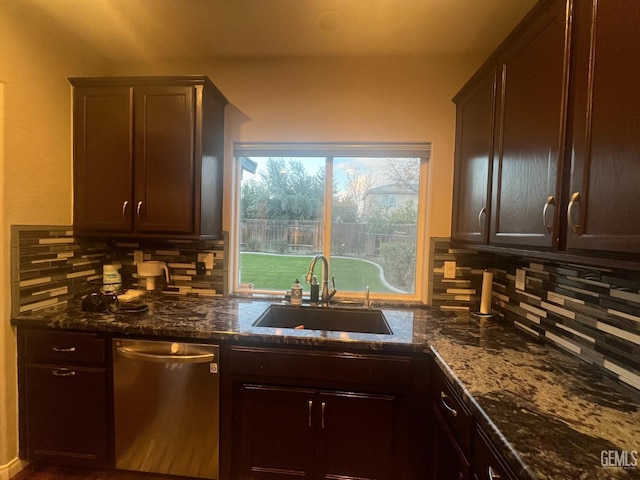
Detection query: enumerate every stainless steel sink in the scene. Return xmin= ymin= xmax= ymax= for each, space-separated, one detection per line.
xmin=252 ymin=304 xmax=393 ymax=335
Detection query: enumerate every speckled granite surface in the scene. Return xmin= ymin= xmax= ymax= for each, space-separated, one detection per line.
xmin=11 ymin=294 xmax=640 ymax=480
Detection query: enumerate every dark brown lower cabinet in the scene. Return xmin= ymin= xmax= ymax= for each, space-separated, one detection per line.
xmin=472 ymin=428 xmax=517 ymax=480
xmin=237 ymin=384 xmax=315 ymax=479
xmin=235 ymin=384 xmax=401 ymax=480
xmin=23 ymin=364 xmax=108 ymax=467
xmin=432 ymin=407 xmax=471 ymax=480
xmin=316 ymin=390 xmax=396 ymax=480
xmin=19 ymin=329 xmax=108 ymax=468
xmin=431 ymin=363 xmax=473 ymax=480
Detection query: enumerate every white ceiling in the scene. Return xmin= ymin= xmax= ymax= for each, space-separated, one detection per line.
xmin=21 ymin=0 xmax=537 ymax=61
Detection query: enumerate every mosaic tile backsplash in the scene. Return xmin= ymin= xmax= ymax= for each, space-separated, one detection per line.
xmin=11 ymin=226 xmax=228 ymax=316
xmin=429 ymin=237 xmax=640 ymax=392
xmin=491 ymin=257 xmax=640 ymax=392
xmin=11 ymin=226 xmax=110 ymax=316
xmin=428 ymin=237 xmax=495 ymax=310
xmin=12 ymin=229 xmax=638 ymax=392
xmin=430 ymin=238 xmax=640 ymax=390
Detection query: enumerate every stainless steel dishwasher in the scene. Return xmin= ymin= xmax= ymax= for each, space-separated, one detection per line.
xmin=112 ymin=339 xmax=219 ymax=479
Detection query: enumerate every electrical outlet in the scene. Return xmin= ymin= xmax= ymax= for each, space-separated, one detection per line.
xmin=444 ymin=261 xmax=456 ymax=279
xmin=133 ymin=250 xmax=144 ymax=264
xmin=195 ymin=262 xmax=206 ymax=275
xmin=198 ymin=252 xmax=214 ymax=270
xmin=515 ymin=268 xmax=526 ymax=291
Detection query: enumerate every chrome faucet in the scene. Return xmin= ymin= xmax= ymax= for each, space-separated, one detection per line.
xmin=305 ymin=254 xmax=337 ymax=307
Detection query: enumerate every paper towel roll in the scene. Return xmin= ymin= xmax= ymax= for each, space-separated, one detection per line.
xmin=480 ymin=270 xmax=493 ymax=314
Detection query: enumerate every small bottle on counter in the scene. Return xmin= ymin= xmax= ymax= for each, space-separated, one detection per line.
xmin=103 ymin=262 xmax=122 ymax=294
xmin=291 ymin=278 xmax=303 ymax=305
xmin=310 ymin=276 xmax=319 ymax=305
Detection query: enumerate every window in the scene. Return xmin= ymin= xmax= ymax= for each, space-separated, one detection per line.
xmin=234 ymin=143 xmax=430 ymax=300
xmin=381 ymin=194 xmax=397 ymax=208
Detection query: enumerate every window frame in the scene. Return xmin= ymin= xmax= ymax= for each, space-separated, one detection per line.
xmin=232 ymin=142 xmax=431 ymax=302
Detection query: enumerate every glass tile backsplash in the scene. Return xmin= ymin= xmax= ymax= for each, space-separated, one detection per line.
xmin=430 ymin=238 xmax=640 ymax=392
xmin=11 ymin=228 xmax=637 ymax=392
xmin=11 ymin=225 xmax=228 ymax=316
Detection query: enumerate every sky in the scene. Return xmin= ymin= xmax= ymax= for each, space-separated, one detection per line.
xmin=244 ymin=156 xmax=418 ymax=195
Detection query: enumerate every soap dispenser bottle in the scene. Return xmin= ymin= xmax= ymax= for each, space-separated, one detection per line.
xmin=310 ymin=276 xmax=319 ymax=305
xmin=291 ymin=278 xmax=303 ymax=305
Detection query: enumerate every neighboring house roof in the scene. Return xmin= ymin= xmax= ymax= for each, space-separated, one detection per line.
xmin=364 ymin=183 xmax=418 ymax=197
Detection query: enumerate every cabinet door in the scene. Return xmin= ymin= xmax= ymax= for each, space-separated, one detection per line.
xmin=236 ymin=384 xmax=316 ymax=480
xmin=472 ymin=428 xmax=517 ymax=480
xmin=566 ymin=0 xmax=640 ymax=254
xmin=73 ymin=86 xmax=133 ymax=233
xmin=133 ymin=85 xmax=195 ymax=234
xmin=490 ymin=0 xmax=570 ymax=248
xmin=316 ymin=391 xmax=399 ymax=480
xmin=451 ymin=67 xmax=497 ymax=244
xmin=24 ymin=364 xmax=107 ymax=467
xmin=432 ymin=408 xmax=471 ymax=480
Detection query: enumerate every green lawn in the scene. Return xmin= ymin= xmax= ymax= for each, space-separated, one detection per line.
xmin=239 ymin=253 xmax=396 ymax=293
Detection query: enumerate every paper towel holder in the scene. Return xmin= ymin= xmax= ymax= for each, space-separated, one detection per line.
xmin=472 ymin=269 xmax=495 ymax=319
xmin=472 ymin=312 xmax=494 ymax=319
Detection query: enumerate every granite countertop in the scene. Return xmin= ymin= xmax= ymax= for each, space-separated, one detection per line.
xmin=11 ymin=294 xmax=640 ymax=480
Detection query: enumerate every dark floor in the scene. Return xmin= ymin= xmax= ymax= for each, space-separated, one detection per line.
xmin=10 ymin=465 xmax=194 ymax=480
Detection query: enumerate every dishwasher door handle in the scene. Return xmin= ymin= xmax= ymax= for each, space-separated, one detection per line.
xmin=116 ymin=346 xmax=214 ymax=364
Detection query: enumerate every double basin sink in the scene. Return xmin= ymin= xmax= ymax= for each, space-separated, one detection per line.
xmin=252 ymin=303 xmax=393 ymax=335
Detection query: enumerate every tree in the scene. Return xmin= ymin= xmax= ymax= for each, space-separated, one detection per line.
xmin=388 ymin=199 xmax=418 ymax=224
xmin=332 ymin=197 xmax=358 ymax=223
xmin=240 ymin=158 xmax=325 ymax=220
xmin=343 ymin=168 xmax=375 ymax=218
xmin=383 ymin=158 xmax=420 ymax=189
xmin=240 ymin=178 xmax=268 ymax=219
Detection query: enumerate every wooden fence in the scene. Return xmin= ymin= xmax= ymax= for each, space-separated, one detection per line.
xmin=239 ymin=220 xmax=416 ymax=257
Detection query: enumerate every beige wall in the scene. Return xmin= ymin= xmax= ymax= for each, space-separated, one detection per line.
xmin=0 ymin=1 xmax=111 ymax=471
xmin=113 ymin=55 xmax=480 ymax=237
xmin=1 ymin=1 xmax=485 ymax=472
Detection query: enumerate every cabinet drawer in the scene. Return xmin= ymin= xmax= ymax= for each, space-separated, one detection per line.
xmin=24 ymin=330 xmax=105 ymax=365
xmin=433 ymin=367 xmax=473 ymax=455
xmin=472 ymin=428 xmax=517 ymax=480
xmin=230 ymin=346 xmax=412 ymax=387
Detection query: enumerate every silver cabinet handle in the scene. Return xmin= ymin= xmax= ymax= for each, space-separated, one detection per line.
xmin=136 ymin=201 xmax=143 ymax=219
xmin=52 ymin=346 xmax=76 ymax=353
xmin=488 ymin=466 xmax=501 ymax=480
xmin=567 ymin=192 xmax=581 ymax=233
xmin=52 ymin=369 xmax=76 ymax=377
xmin=478 ymin=207 xmax=487 ymax=232
xmin=440 ymin=391 xmax=458 ymax=417
xmin=543 ymin=196 xmax=555 ymax=233
xmin=122 ymin=200 xmax=129 ymax=218
xmin=308 ymin=400 xmax=313 ymax=427
xmin=321 ymin=402 xmax=326 ymax=429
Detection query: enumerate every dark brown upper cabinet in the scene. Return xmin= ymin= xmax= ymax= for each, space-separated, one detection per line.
xmin=451 ymin=66 xmax=497 ymax=245
xmin=566 ymin=0 xmax=640 ymax=254
xmin=490 ymin=0 xmax=570 ymax=248
xmin=70 ymin=76 xmax=227 ymax=239
xmin=452 ymin=0 xmax=640 ymax=259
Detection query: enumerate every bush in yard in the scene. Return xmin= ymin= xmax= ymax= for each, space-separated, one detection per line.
xmin=380 ymin=242 xmax=415 ymax=290
xmin=245 ymin=238 xmax=262 ymax=252
xmin=272 ymin=239 xmax=289 ymax=254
